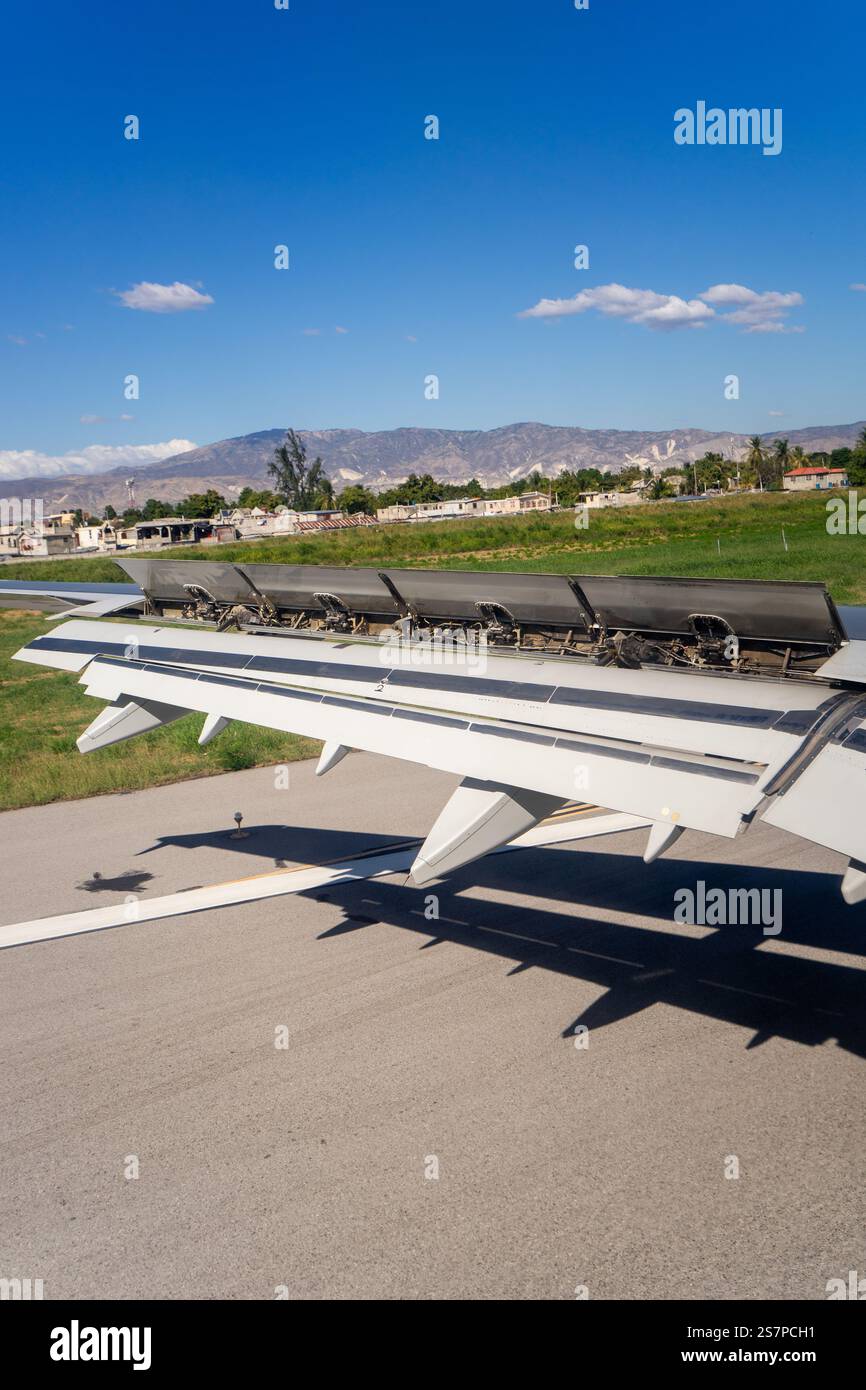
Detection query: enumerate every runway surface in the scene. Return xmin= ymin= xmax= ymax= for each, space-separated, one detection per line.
xmin=1 ymin=751 xmax=865 ymax=1300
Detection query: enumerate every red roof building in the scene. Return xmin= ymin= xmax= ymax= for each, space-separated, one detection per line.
xmin=783 ymin=466 xmax=849 ymax=491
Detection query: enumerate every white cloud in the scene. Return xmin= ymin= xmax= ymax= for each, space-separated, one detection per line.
xmin=518 ymin=283 xmax=714 ymax=331
xmin=0 ymin=439 xmax=197 ymax=481
xmin=519 ymin=281 xmax=804 ymax=333
xmin=768 ymin=410 xmax=785 ymax=417
xmin=80 ymin=412 xmax=137 ymax=424
xmin=114 ymin=281 xmax=214 ymax=313
xmin=740 ymin=320 xmax=805 ymax=334
xmin=334 ymin=325 xmax=349 ymax=334
xmin=7 ymin=334 xmax=28 ymax=346
xmin=850 ymin=282 xmax=866 ymax=292
xmin=302 ymin=327 xmax=321 ymax=336
xmin=701 ymin=284 xmax=803 ymax=332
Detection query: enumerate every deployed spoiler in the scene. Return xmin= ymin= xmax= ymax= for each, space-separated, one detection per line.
xmin=116 ymin=557 xmax=847 ymax=654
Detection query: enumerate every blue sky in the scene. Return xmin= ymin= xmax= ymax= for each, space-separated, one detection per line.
xmin=1 ymin=0 xmax=864 ymax=478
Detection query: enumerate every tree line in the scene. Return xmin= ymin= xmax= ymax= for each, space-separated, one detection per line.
xmin=79 ymin=426 xmax=866 ymax=530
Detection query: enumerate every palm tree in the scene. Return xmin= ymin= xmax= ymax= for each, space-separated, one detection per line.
xmin=648 ymin=477 xmax=674 ymax=500
xmin=743 ymin=435 xmax=765 ymax=488
xmin=772 ymin=437 xmax=791 ymax=486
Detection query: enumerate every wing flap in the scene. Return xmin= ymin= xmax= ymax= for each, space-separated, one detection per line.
xmin=73 ymin=652 xmax=768 ymax=841
xmin=14 ymin=618 xmax=833 ymax=767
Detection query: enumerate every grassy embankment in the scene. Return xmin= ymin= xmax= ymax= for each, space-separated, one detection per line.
xmin=1 ymin=490 xmax=862 ymax=811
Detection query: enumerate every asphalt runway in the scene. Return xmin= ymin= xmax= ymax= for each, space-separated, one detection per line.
xmin=1 ymin=751 xmax=865 ymax=1300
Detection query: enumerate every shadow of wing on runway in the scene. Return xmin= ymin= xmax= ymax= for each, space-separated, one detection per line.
xmin=295 ymin=843 xmax=866 ymax=1059
xmin=136 ymin=824 xmax=420 ymax=864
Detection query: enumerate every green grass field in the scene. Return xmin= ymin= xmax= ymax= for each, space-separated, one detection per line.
xmin=1 ymin=490 xmax=862 ymax=810
xmin=2 ymin=489 xmax=864 ymax=598
xmin=0 ymin=610 xmax=319 ymax=811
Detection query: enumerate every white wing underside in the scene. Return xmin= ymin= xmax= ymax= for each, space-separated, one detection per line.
xmin=13 ymin=616 xmax=866 ymax=901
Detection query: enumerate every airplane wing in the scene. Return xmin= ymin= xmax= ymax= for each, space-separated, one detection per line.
xmin=9 ymin=559 xmax=866 ymax=901
xmin=0 ymin=576 xmax=143 ymax=617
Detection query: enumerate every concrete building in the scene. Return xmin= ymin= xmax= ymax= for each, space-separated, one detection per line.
xmin=129 ymin=517 xmax=218 ymax=549
xmin=375 ymin=503 xmax=417 ymax=524
xmin=75 ymin=521 xmax=129 ymax=551
xmin=0 ymin=511 xmax=77 ymax=558
xmin=783 ymin=466 xmax=849 ymax=492
xmin=577 ymin=490 xmax=647 ymax=509
xmin=376 ymin=492 xmax=553 ymax=524
xmin=483 ymin=491 xmax=553 ymax=515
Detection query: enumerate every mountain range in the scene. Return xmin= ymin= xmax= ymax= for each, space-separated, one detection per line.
xmin=6 ymin=421 xmax=864 ymax=514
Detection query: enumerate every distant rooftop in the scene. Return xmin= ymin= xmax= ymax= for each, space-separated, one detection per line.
xmin=785 ymin=466 xmax=848 ymax=477
xmin=134 ymin=516 xmax=214 ymax=526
